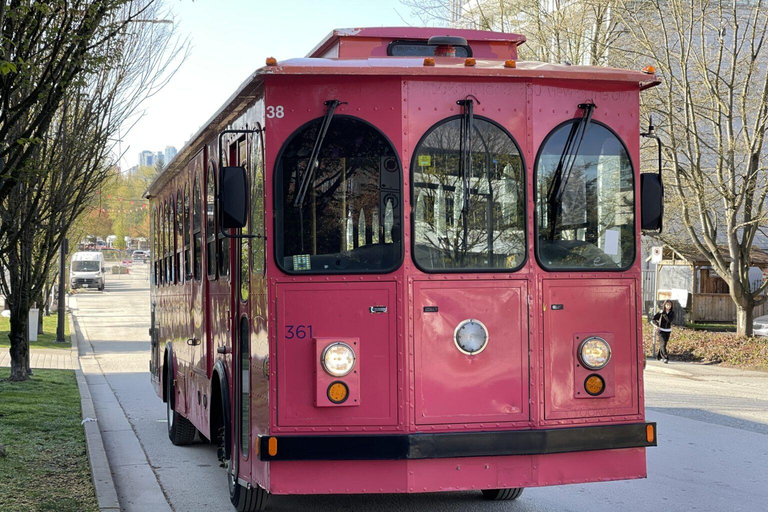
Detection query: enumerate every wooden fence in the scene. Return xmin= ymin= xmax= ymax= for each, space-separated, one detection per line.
xmin=690 ymin=293 xmax=768 ymax=323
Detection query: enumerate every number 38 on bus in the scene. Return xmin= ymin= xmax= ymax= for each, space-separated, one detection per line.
xmin=147 ymin=27 xmax=663 ymax=511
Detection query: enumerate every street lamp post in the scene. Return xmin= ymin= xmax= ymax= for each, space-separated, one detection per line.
xmin=56 ymin=238 xmax=68 ymax=342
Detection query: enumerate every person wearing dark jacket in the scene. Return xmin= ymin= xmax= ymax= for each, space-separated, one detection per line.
xmin=652 ymin=300 xmax=675 ymax=363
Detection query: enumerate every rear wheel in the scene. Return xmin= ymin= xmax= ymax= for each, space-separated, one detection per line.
xmin=219 ymin=403 xmax=269 ymax=511
xmin=166 ymin=367 xmax=196 ymax=445
xmin=481 ymin=488 xmax=524 ymax=501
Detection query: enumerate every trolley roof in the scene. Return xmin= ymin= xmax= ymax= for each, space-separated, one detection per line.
xmin=147 ymin=28 xmax=660 ymax=197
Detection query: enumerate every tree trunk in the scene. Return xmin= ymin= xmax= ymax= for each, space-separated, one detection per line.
xmin=736 ymin=305 xmax=754 ymax=337
xmin=7 ymin=301 xmax=29 ymax=382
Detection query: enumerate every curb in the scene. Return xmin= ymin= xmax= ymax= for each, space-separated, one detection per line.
xmin=70 ymin=313 xmax=121 ymax=511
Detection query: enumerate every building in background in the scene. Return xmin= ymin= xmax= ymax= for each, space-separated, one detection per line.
xmin=164 ymin=146 xmax=177 ymax=165
xmin=139 ymin=150 xmax=155 ymax=167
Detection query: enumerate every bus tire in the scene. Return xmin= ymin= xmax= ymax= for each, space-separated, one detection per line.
xmin=166 ymin=367 xmax=196 ymax=445
xmin=481 ymin=488 xmax=524 ymax=501
xmin=230 ymin=480 xmax=269 ymax=512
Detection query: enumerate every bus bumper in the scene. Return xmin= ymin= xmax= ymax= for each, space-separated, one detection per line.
xmin=260 ymin=423 xmax=656 ymax=495
xmin=258 ymin=422 xmax=656 ymax=461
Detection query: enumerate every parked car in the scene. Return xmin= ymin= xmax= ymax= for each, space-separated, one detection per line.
xmin=753 ymin=315 xmax=768 ymax=336
xmin=132 ymin=250 xmax=149 ymax=263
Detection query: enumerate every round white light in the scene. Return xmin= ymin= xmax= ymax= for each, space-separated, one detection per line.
xmin=454 ymin=319 xmax=489 ymax=355
xmin=321 ymin=342 xmax=356 ymax=377
xmin=579 ymin=337 xmax=611 ymax=370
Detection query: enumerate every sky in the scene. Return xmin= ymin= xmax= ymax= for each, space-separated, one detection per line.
xmin=118 ymin=0 xmax=422 ymax=171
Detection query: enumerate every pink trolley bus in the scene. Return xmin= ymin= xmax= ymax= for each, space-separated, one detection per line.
xmin=147 ymin=27 xmax=662 ymax=511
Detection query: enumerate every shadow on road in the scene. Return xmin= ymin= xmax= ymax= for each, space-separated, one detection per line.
xmin=648 ymin=406 xmax=768 ymax=435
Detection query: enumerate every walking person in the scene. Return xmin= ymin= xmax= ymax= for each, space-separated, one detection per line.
xmin=652 ymin=300 xmax=675 ymax=363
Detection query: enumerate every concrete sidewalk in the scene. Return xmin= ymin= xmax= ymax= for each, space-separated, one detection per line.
xmin=71 ymin=289 xmax=172 ymax=512
xmin=0 ymin=347 xmax=77 ymax=369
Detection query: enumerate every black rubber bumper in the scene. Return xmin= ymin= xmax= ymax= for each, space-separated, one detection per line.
xmin=258 ymin=422 xmax=657 ymax=461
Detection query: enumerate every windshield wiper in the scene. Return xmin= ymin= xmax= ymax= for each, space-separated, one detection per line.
xmin=546 ymin=102 xmax=596 ymax=241
xmin=293 ymin=99 xmax=346 ymax=208
xmin=456 ymin=95 xmax=479 ymax=259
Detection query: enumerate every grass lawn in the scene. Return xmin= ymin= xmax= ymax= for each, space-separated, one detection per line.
xmin=0 ymin=369 xmax=98 ymax=511
xmin=0 ymin=313 xmax=70 ymax=350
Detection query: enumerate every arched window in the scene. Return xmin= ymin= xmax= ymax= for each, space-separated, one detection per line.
xmin=193 ymin=177 xmax=203 ymax=281
xmin=176 ymin=189 xmax=183 ymax=284
xmin=166 ymin=198 xmax=174 ymax=284
xmin=151 ymin=207 xmax=157 ymax=285
xmin=412 ymin=116 xmax=525 ymax=271
xmin=184 ymin=183 xmax=191 ymax=279
xmin=536 ymin=121 xmax=634 ymax=270
xmin=161 ymin=200 xmax=167 ymax=285
xmin=275 ymin=116 xmax=402 ymax=274
xmin=206 ymin=164 xmax=216 ymax=278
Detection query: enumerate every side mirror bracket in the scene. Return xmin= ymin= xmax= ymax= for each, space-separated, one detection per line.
xmin=217 ymin=128 xmax=264 ymax=240
xmin=641 ymin=117 xmax=664 ymax=232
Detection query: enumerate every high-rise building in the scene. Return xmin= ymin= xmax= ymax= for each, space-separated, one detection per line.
xmin=164 ymin=146 xmax=178 ymax=164
xmin=139 ymin=150 xmax=154 ymax=167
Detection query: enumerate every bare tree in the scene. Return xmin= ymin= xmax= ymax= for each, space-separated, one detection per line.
xmin=0 ymin=0 xmax=186 ymax=381
xmin=615 ymin=0 xmax=768 ymax=335
xmin=0 ymin=0 xmax=163 ymax=213
xmin=401 ymin=0 xmax=624 ymax=65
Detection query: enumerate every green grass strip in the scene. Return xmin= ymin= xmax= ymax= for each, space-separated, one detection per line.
xmin=0 ymin=369 xmax=98 ymax=511
xmin=0 ymin=313 xmax=70 ymax=350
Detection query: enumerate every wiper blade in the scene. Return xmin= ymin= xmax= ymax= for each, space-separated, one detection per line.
xmin=546 ymin=102 xmax=596 ymax=240
xmin=456 ymin=96 xmax=478 ymax=215
xmin=293 ymin=99 xmax=346 ymax=208
xmin=456 ymin=95 xmax=479 ymax=261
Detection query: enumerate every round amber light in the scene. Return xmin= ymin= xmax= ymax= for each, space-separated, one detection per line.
xmin=327 ymin=381 xmax=349 ymax=404
xmin=585 ymin=374 xmax=605 ymax=396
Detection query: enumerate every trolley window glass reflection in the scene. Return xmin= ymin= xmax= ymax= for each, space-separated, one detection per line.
xmin=412 ymin=117 xmax=525 ymax=271
xmin=536 ymin=121 xmax=634 ymax=270
xmin=275 ymin=116 xmax=402 ymax=273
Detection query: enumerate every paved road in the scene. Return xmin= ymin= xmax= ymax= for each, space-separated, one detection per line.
xmin=73 ymin=268 xmax=768 ymax=512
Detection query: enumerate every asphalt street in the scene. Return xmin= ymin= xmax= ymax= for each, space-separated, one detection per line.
xmin=72 ymin=266 xmax=768 ymax=512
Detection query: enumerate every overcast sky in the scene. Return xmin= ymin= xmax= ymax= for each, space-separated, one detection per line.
xmin=118 ymin=0 xmax=419 ymax=170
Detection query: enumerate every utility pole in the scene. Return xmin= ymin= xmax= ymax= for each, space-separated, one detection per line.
xmin=56 ymin=238 xmax=68 ymax=342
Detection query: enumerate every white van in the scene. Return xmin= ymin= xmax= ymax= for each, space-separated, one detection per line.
xmin=70 ymin=251 xmax=106 ymax=291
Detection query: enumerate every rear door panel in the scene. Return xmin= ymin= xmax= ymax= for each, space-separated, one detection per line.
xmin=413 ymin=279 xmax=529 ymax=425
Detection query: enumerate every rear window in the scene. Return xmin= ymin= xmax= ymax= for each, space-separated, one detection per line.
xmin=388 ymin=40 xmax=471 ymax=58
xmin=275 ymin=116 xmax=402 ymax=274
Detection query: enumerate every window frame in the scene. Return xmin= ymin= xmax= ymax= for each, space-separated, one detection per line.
xmin=206 ymin=162 xmax=217 ymax=280
xmin=533 ymin=118 xmax=636 ymax=273
xmin=409 ymin=114 xmax=528 ymax=274
xmin=251 ymin=128 xmax=265 ymax=276
xmin=166 ymin=197 xmax=174 ymax=284
xmin=176 ymin=188 xmax=184 ymax=284
xmin=184 ymin=183 xmax=191 ymax=280
xmin=273 ymin=114 xmax=405 ymax=275
xmin=386 ymin=39 xmax=473 ymax=58
xmin=193 ymin=176 xmax=203 ymax=281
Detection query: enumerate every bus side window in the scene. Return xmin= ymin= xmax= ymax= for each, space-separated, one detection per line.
xmin=176 ymin=189 xmax=183 ymax=284
xmin=218 ymin=152 xmax=230 ymax=279
xmin=193 ymin=177 xmax=203 ymax=281
xmin=184 ymin=184 xmax=191 ymax=280
xmin=151 ymin=207 xmax=156 ymax=286
xmin=162 ymin=200 xmax=168 ymax=286
xmin=167 ymin=198 xmax=174 ymax=284
xmin=206 ymin=164 xmax=217 ymax=279
xmin=237 ymin=137 xmax=249 ymax=303
xmin=251 ymin=131 xmax=265 ymax=275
